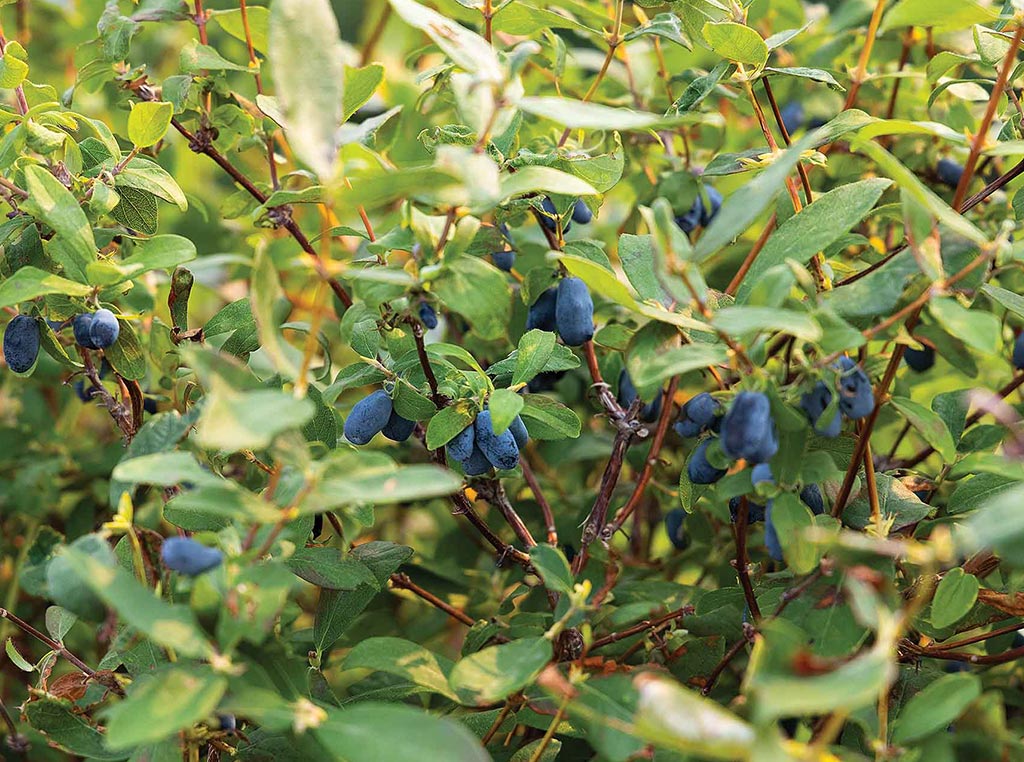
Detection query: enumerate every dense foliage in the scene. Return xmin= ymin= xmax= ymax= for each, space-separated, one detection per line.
xmin=6 ymin=0 xmax=1024 ymax=759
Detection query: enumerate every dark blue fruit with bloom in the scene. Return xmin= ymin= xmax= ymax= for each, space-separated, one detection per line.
xmin=729 ymin=497 xmax=765 ymax=523
xmin=461 ymin=445 xmax=492 ymax=476
xmin=475 ymin=409 xmax=520 ymax=470
xmin=448 ymin=424 xmax=476 ymax=462
xmin=89 ymin=309 xmax=120 ymax=349
xmin=674 ymin=416 xmax=703 ymax=438
xmin=509 ymin=415 xmax=529 ymax=449
xmin=617 ymin=370 xmax=662 ymax=422
xmin=751 ymin=462 xmax=773 ymax=487
xmin=685 ymin=393 xmax=720 ymax=427
xmin=418 ymin=302 xmax=438 ymax=330
xmin=555 ymin=277 xmax=594 ymax=346
xmin=526 ymin=287 xmax=558 ymax=333
xmin=343 ymin=390 xmax=393 ymax=445
xmin=539 ymin=197 xmax=568 ymax=234
xmin=1013 ymin=333 xmax=1024 ymax=370
xmin=719 ymin=392 xmax=777 ymax=464
xmin=571 ymin=199 xmax=593 ymax=224
xmin=528 ymin=370 xmax=565 ymax=393
xmin=765 ymin=503 xmax=783 ymax=561
xmin=73 ymin=313 xmax=99 ymax=349
xmin=836 ymin=358 xmax=874 ymax=419
xmin=381 ymin=409 xmax=416 ymax=442
xmin=675 ymin=194 xmax=704 ymax=234
xmin=904 ymin=345 xmax=934 ymax=372
xmin=688 ymin=438 xmax=726 ymax=485
xmin=800 ymin=382 xmax=842 ymax=437
xmin=800 ymin=484 xmax=825 ymax=515
xmin=780 ymin=101 xmax=804 ymax=134
xmin=937 ymin=158 xmax=964 ymax=187
xmin=664 ymin=508 xmax=688 ymax=550
xmin=161 ymin=536 xmax=224 ymax=576
xmin=219 ymin=715 xmax=237 ymax=732
xmin=3 ymin=315 xmax=39 ymax=374
xmin=493 ymin=250 xmax=516 ymax=272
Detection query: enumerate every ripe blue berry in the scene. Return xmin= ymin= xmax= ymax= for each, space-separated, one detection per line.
xmin=751 ymin=462 xmax=774 ymax=487
xmin=539 ymin=197 xmax=568 ymax=234
xmin=729 ymin=497 xmax=766 ymax=523
xmin=664 ymin=508 xmax=689 ymax=550
xmin=836 ymin=359 xmax=874 ymax=419
xmin=161 ymin=536 xmax=223 ymax=576
xmin=675 ymin=194 xmax=704 ymax=234
xmin=3 ymin=315 xmax=39 ymax=374
xmin=461 ymin=444 xmax=492 ymax=476
xmin=780 ymin=101 xmax=804 ymax=134
xmin=687 ymin=438 xmax=726 ymax=485
xmin=508 ymin=415 xmax=529 ymax=449
xmin=764 ymin=502 xmax=783 ymax=561
xmin=474 ymin=409 xmax=520 ymax=470
xmin=800 ymin=382 xmax=842 ymax=438
xmin=701 ymin=187 xmax=723 ymax=227
xmin=800 ymin=484 xmax=825 ymax=515
xmin=617 ymin=370 xmax=662 ymax=422
xmin=493 ymin=250 xmax=516 ymax=272
xmin=674 ymin=417 xmax=703 ymax=438
xmin=555 ymin=277 xmax=594 ymax=346
xmin=89 ymin=309 xmax=120 ymax=349
xmin=719 ymin=392 xmax=778 ymax=464
xmin=904 ymin=345 xmax=934 ymax=372
xmin=571 ymin=199 xmax=593 ymax=224
xmin=1013 ymin=333 xmax=1024 ymax=370
xmin=526 ymin=288 xmax=558 ymax=333
xmin=381 ymin=409 xmax=416 ymax=442
xmin=937 ymin=158 xmax=964 ymax=188
xmin=343 ymin=390 xmax=393 ymax=445
xmin=418 ymin=302 xmax=438 ymax=330
xmin=684 ymin=393 xmax=720 ymax=428
xmin=72 ymin=313 xmax=99 ymax=349
xmin=447 ymin=423 xmax=476 ymax=462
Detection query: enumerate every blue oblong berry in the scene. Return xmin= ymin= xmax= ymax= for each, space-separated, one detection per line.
xmin=800 ymin=381 xmax=842 ymax=438
xmin=700 ymin=187 xmax=723 ymax=227
xmin=664 ymin=508 xmax=688 ymax=550
xmin=719 ymin=392 xmax=777 ymax=464
xmin=687 ymin=438 xmax=726 ymax=485
xmin=526 ymin=287 xmax=558 ymax=333
xmin=448 ymin=423 xmax=476 ymax=462
xmin=684 ymin=392 xmax=720 ymax=428
xmin=474 ymin=409 xmax=520 ymax=470
xmin=904 ymin=345 xmax=934 ymax=372
xmin=1013 ymin=333 xmax=1024 ymax=370
xmin=780 ymin=101 xmax=804 ymax=134
xmin=3 ymin=315 xmax=39 ymax=374
xmin=343 ymin=390 xmax=393 ymax=445
xmin=800 ymin=484 xmax=825 ymax=515
xmin=540 ymin=197 xmax=569 ymax=234
xmin=571 ymin=199 xmax=593 ymax=225
xmin=461 ymin=444 xmax=492 ymax=476
xmin=729 ymin=497 xmax=766 ymax=523
xmin=937 ymin=158 xmax=964 ymax=188
xmin=73 ymin=313 xmax=98 ymax=349
xmin=419 ymin=302 xmax=438 ymax=330
xmin=381 ymin=409 xmax=416 ymax=442
xmin=836 ymin=360 xmax=874 ymax=419
xmin=493 ymin=250 xmax=516 ymax=272
xmin=675 ymin=194 xmax=704 ymax=234
xmin=764 ymin=501 xmax=783 ymax=561
xmin=674 ymin=417 xmax=703 ymax=438
xmin=161 ymin=536 xmax=223 ymax=576
xmin=751 ymin=463 xmax=774 ymax=487
xmin=509 ymin=415 xmax=529 ymax=449
xmin=89 ymin=309 xmax=120 ymax=349
xmin=555 ymin=277 xmax=594 ymax=346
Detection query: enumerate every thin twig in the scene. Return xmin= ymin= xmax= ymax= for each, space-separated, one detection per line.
xmin=520 ymin=457 xmax=557 ymax=545
xmin=390 ymin=573 xmax=475 ymax=627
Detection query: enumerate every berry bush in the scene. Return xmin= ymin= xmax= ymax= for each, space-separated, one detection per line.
xmin=3 ymin=0 xmax=1024 ymax=759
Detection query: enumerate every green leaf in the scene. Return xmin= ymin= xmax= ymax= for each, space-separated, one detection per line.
xmin=981 ymin=283 xmax=1024 ymax=319
xmin=948 ymin=473 xmax=1018 ymax=515
xmin=499 ymin=166 xmax=597 ymax=201
xmin=432 ymin=255 xmax=510 ymax=340
xmin=630 ymin=343 xmax=729 ymax=390
xmin=518 ymin=96 xmax=714 ymax=132
xmin=529 ymin=545 xmax=573 ymax=594
xmin=891 ymin=673 xmax=982 ymax=744
xmin=930 ymin=568 xmax=980 ymax=629
xmin=882 ymin=0 xmax=996 ymax=33
xmin=24 ymin=699 xmax=128 ymax=761
xmin=111 ymin=451 xmax=219 ymax=488
xmin=344 ymin=637 xmax=458 ymax=700
xmin=770 ymin=493 xmax=819 ymax=574
xmin=624 ymin=12 xmax=691 ymax=49
xmin=959 ymin=484 xmax=1024 ymax=565
xmin=21 ymin=165 xmax=97 ymax=282
xmin=251 ymin=247 xmax=300 ymax=378
xmin=0 ymin=266 xmax=91 ymax=308
xmin=314 ymin=704 xmax=490 ymax=762
xmin=209 ymin=6 xmax=269 ymax=52
xmin=513 ymin=329 xmax=556 ymax=387
xmin=488 ymin=388 xmax=524 ymax=435
xmin=127 ymin=101 xmax=173 ymax=148
xmin=343 ymin=64 xmax=385 ymax=123
xmin=269 ymin=0 xmax=345 ymax=178
xmin=449 ymin=636 xmax=552 ymax=705
xmin=929 ymin=297 xmax=1000 ymax=355
xmin=711 ymin=306 xmax=822 ymax=342
xmin=736 ymin=178 xmax=891 ymax=302
xmin=0 ymin=44 xmax=28 ymax=89
xmin=520 ymin=394 xmax=581 ymax=439
xmin=285 ymin=547 xmax=378 ymax=590
xmin=62 ymin=547 xmax=214 ymax=658
xmin=388 ymin=0 xmax=502 ymax=82
xmin=116 ymin=158 xmax=188 ymax=210
xmin=633 ymin=675 xmax=756 ymax=760
xmin=844 ymin=474 xmax=931 ymax=531
xmin=197 ymin=388 xmax=315 ymax=452
xmin=179 ymin=39 xmax=250 ymax=72
xmin=104 ymin=666 xmax=227 ymax=749
xmin=87 ymin=234 xmax=196 ymax=286
xmin=890 ymin=396 xmax=957 ymax=463
xmin=109 ymin=186 xmax=158 ymax=235
xmin=695 ymin=130 xmax=821 ymax=262
xmin=702 ymin=21 xmax=768 ymax=68
xmin=765 ymin=66 xmax=845 ymax=91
